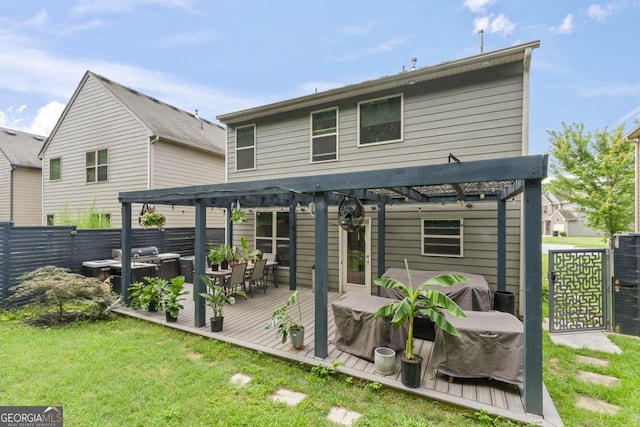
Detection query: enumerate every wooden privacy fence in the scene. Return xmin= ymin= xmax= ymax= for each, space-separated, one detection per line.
xmin=0 ymin=222 xmax=223 ymax=305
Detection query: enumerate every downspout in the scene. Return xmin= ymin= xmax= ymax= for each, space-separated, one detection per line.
xmin=148 ymin=135 xmax=158 ymax=190
xmin=9 ymin=165 xmax=15 ymax=223
xmin=519 ymin=47 xmax=534 ymax=314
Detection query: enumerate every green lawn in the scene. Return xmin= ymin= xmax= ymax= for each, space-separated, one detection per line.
xmin=542 ymin=236 xmax=609 ymax=248
xmin=0 ymin=310 xmax=519 ymax=427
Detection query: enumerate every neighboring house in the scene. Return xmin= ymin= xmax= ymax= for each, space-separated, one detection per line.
xmin=542 ymin=191 xmax=601 ymax=237
xmin=217 ymin=41 xmax=540 ymax=303
xmin=628 ymin=124 xmax=640 ymax=232
xmin=39 ymin=71 xmax=226 ymax=228
xmin=0 ymin=127 xmax=45 ymax=225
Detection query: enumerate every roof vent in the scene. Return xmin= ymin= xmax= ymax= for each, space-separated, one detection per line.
xmin=410 ymin=57 xmax=417 ymax=71
xmin=34 ymin=136 xmax=44 ymax=141
xmin=5 ymin=130 xmax=16 ymax=136
xmin=127 ymin=88 xmax=140 ymax=95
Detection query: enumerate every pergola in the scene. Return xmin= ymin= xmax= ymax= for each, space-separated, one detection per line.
xmin=119 ymin=153 xmax=547 ymax=415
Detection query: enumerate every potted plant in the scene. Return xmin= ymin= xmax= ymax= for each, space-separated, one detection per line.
xmin=158 ymin=276 xmax=188 ymax=322
xmin=198 ymin=274 xmax=247 ymax=332
xmin=128 ymin=276 xmax=164 ymax=311
xmin=239 ymin=236 xmax=262 ymax=263
xmin=140 ymin=208 xmax=166 ymax=230
xmin=374 ymin=260 xmax=468 ymax=388
xmin=207 ymin=245 xmax=227 ymax=271
xmin=230 ymin=205 xmax=246 ymax=224
xmin=265 ymin=290 xmax=304 ymax=350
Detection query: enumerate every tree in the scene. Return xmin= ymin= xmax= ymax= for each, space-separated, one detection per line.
xmin=547 ymin=122 xmax=634 ymax=243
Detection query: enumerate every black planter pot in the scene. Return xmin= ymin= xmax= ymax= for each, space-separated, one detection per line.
xmin=221 ymin=260 xmax=229 ymax=270
xmin=400 ymin=354 xmax=423 ymax=388
xmin=148 ymin=302 xmax=157 ymax=312
xmin=493 ymin=290 xmax=515 ymax=315
xmin=211 ymin=316 xmax=224 ymax=332
xmin=165 ymin=311 xmax=178 ymax=323
xmin=211 ymin=263 xmax=219 ymax=271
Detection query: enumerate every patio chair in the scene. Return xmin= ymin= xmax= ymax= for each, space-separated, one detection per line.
xmin=262 ymin=252 xmax=279 ymax=288
xmin=226 ymin=263 xmax=248 ymax=296
xmin=247 ymin=259 xmax=268 ymax=294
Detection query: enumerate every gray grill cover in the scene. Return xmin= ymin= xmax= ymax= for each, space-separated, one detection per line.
xmin=380 ymin=268 xmax=492 ymax=312
xmin=332 ymin=293 xmax=408 ymax=361
xmin=430 ymin=311 xmax=523 ymax=384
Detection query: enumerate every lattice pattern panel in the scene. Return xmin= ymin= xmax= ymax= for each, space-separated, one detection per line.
xmin=549 ymin=250 xmax=607 ymax=332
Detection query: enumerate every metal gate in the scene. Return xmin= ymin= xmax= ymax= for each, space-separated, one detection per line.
xmin=548 ymin=249 xmax=608 ymax=332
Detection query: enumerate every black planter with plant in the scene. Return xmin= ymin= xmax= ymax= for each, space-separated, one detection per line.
xmin=207 ymin=244 xmax=228 ymax=272
xmin=158 ymin=276 xmax=188 ymax=322
xmin=128 ymin=276 xmax=164 ymax=311
xmin=199 ymin=274 xmax=247 ymax=332
xmin=374 ymin=260 xmax=468 ymax=388
xmin=265 ymin=290 xmax=305 ymax=350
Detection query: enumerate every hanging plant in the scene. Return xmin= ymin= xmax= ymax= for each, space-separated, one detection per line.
xmin=140 ymin=206 xmax=166 ymax=230
xmin=230 ymin=201 xmax=246 ymax=224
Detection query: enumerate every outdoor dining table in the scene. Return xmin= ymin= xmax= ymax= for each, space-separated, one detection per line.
xmin=205 ymin=261 xmax=279 ymax=288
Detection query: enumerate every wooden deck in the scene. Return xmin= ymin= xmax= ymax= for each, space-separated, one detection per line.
xmin=114 ymin=284 xmax=561 ymax=426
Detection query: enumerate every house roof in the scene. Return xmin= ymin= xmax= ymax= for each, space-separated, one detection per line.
xmin=217 ymin=40 xmax=540 ymax=125
xmin=627 ymin=124 xmax=640 ymax=140
xmin=0 ymin=127 xmax=45 ymax=169
xmin=551 ymin=209 xmax=578 ymax=221
xmin=40 ymin=71 xmax=226 ymax=157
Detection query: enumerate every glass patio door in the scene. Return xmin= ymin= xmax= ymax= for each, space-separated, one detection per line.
xmin=340 ymin=218 xmax=371 ymax=295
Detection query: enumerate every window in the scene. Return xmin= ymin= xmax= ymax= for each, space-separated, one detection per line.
xmin=358 ymin=94 xmax=403 ymax=145
xmin=255 ymin=211 xmax=290 ymax=267
xmin=311 ymin=108 xmax=338 ymax=162
xmin=422 ymin=219 xmax=463 ymax=257
xmin=86 ymin=149 xmax=108 ymax=183
xmin=49 ymin=158 xmax=61 ymax=181
xmin=46 ymin=214 xmax=54 ymax=226
xmin=236 ymin=124 xmax=255 ymax=170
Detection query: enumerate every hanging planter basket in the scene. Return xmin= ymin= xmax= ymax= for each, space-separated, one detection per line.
xmin=139 ymin=205 xmax=166 ymax=230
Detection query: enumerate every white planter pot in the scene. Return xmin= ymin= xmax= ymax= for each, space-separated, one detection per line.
xmin=374 ymin=347 xmax=396 ymax=376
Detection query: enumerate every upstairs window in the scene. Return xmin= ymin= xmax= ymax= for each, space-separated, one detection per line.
xmin=358 ymin=93 xmax=403 ymax=145
xmin=236 ymin=124 xmax=256 ymax=170
xmin=49 ymin=157 xmax=61 ymax=181
xmin=311 ymin=108 xmax=338 ymax=162
xmin=422 ymin=219 xmax=463 ymax=257
xmin=86 ymin=149 xmax=108 ymax=183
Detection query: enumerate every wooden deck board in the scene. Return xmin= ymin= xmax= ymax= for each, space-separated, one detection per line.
xmin=114 ymin=285 xmax=556 ymax=426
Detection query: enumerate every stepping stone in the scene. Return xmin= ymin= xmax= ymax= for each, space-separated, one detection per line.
xmin=577 ymin=370 xmax=619 ymax=387
xmin=575 ymin=394 xmax=619 ymax=415
xmin=327 ymin=407 xmax=362 ymax=426
xmin=272 ymin=389 xmax=307 ymax=406
xmin=229 ymin=373 xmax=251 ymax=387
xmin=576 ymin=355 xmax=609 ymax=367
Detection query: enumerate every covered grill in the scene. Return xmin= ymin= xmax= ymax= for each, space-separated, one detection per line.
xmin=112 ymin=246 xmax=161 ymax=264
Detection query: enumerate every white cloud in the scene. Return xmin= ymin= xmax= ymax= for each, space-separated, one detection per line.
xmin=28 ymin=101 xmax=65 ymax=136
xmin=552 ymin=14 xmax=575 ymax=34
xmin=336 ymin=35 xmax=408 ymax=61
xmin=24 ymin=9 xmax=49 ymax=27
xmin=72 ymin=0 xmax=196 ymax=16
xmin=341 ymin=22 xmax=377 ymax=36
xmin=576 ymin=81 xmax=640 ymax=98
xmin=464 ymin=0 xmax=496 ymax=13
xmin=588 ymin=4 xmax=614 ymax=21
xmin=473 ymin=13 xmax=516 ymax=36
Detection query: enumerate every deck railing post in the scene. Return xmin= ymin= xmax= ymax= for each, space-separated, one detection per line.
xmin=194 ymin=199 xmax=207 ymax=327
xmin=314 ymin=192 xmax=328 ymax=358
xmin=121 ymin=202 xmax=132 ymax=304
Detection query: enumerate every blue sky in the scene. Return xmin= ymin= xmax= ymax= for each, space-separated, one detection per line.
xmin=0 ymin=0 xmax=638 ymax=155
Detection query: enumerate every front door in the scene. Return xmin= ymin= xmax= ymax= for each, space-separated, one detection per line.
xmin=340 ymin=218 xmax=371 ymax=295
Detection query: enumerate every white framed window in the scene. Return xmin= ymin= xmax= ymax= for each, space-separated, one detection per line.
xmin=255 ymin=211 xmax=290 ymax=267
xmin=49 ymin=157 xmax=61 ymax=181
xmin=357 ymin=93 xmax=403 ymax=146
xmin=421 ymin=218 xmax=463 ymax=257
xmin=46 ymin=214 xmax=55 ymax=226
xmin=236 ymin=124 xmax=256 ymax=171
xmin=310 ymin=107 xmax=338 ymax=162
xmin=86 ymin=149 xmax=108 ymax=183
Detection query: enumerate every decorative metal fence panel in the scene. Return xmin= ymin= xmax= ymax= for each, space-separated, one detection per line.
xmin=548 ymin=249 xmax=608 ymax=332
xmin=0 ymin=223 xmax=223 ymax=306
